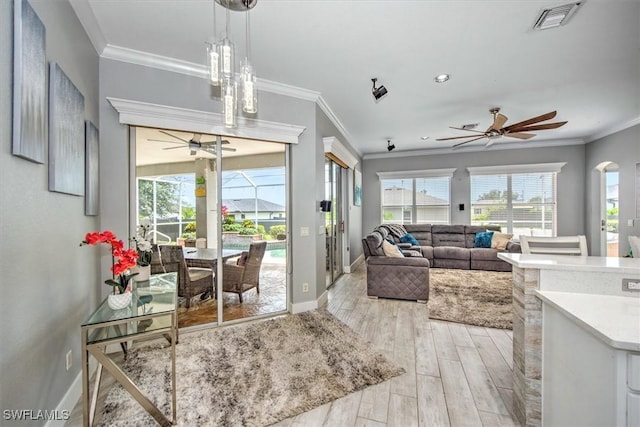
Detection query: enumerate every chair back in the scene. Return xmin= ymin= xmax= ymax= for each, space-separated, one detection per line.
xmin=242 ymin=241 xmax=267 ymax=285
xmin=519 ymin=235 xmax=588 ymax=256
xmin=149 ymin=244 xmax=165 ymax=274
xmin=158 ymin=245 xmax=189 ymax=293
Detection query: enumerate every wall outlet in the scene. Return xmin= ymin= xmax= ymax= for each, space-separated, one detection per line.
xmin=628 ymin=219 xmax=635 ymax=227
xmin=65 ymin=350 xmax=72 ymax=371
xmin=302 ymin=282 xmax=309 ymax=292
xmin=622 ymin=279 xmax=640 ymax=292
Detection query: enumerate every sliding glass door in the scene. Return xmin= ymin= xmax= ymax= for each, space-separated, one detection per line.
xmin=325 ymin=157 xmax=343 ymax=287
xmin=134 ymin=126 xmax=288 ymax=328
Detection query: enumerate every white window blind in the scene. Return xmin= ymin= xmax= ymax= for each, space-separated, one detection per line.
xmin=381 ymin=175 xmax=451 ymax=224
xmin=470 ymin=171 xmax=557 ymax=236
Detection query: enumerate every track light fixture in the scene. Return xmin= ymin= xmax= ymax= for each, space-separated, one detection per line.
xmin=371 ymin=78 xmax=388 ymax=101
xmin=387 ymin=139 xmax=395 ymax=152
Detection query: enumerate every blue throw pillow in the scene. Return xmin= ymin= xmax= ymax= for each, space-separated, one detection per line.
xmin=474 ymin=231 xmax=494 ymax=248
xmin=399 ymin=233 xmax=419 ymax=246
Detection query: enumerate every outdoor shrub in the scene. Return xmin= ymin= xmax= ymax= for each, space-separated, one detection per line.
xmin=256 ymin=224 xmax=266 ymax=235
xmin=184 ymin=222 xmax=196 ymax=233
xmin=224 ymin=215 xmax=236 ymax=225
xmin=242 ymin=219 xmax=255 ymax=228
xmin=181 ymin=232 xmax=196 ymax=240
xmin=239 ymin=227 xmax=259 ymax=235
xmin=270 ymin=225 xmax=286 ymax=236
xmin=223 ymin=223 xmax=242 ymax=232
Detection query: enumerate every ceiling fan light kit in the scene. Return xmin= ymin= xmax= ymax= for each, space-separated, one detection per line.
xmin=207 ymin=0 xmax=258 ymax=129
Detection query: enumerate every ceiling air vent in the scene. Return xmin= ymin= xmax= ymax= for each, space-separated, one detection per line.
xmin=532 ymin=2 xmax=583 ymax=30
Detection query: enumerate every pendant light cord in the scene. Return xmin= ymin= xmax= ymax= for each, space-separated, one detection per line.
xmin=245 ymin=4 xmax=251 ymax=60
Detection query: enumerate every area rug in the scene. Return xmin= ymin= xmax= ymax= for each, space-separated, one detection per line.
xmin=97 ymin=309 xmax=404 ymax=426
xmin=428 ymin=268 xmax=513 ymax=329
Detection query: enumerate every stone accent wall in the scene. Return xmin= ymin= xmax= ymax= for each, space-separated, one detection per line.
xmin=512 ymin=266 xmax=542 ymax=427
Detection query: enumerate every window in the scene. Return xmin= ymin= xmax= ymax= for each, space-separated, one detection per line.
xmin=468 ymin=163 xmax=565 ymax=237
xmin=378 ymin=169 xmax=455 ymax=225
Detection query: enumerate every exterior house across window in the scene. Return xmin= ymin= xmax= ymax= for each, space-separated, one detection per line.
xmin=467 ymin=163 xmax=566 ymax=238
xmin=377 ymin=168 xmax=456 ymax=225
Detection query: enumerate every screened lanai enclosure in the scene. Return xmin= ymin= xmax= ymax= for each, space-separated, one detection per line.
xmin=134 ymin=126 xmax=288 ymax=328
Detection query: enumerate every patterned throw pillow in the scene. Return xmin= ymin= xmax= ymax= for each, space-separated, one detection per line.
xmin=382 ymin=239 xmax=404 ymax=258
xmin=399 ymin=233 xmax=419 ymax=246
xmin=474 ymin=231 xmax=494 ymax=248
xmin=491 ymin=232 xmax=513 ymax=250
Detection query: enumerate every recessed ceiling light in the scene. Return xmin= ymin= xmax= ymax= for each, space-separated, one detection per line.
xmin=421 ymin=136 xmax=430 ymax=140
xmin=434 ymin=74 xmax=450 ymax=83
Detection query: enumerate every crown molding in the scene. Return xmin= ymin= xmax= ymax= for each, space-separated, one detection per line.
xmin=585 ymin=116 xmax=640 ymax=143
xmin=362 ymin=138 xmax=585 ymax=160
xmin=323 ymin=137 xmax=358 ymax=169
xmin=317 ymin=98 xmax=361 ymax=157
xmin=106 ymin=97 xmax=305 ymax=144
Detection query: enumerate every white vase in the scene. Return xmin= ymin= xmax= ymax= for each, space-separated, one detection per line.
xmin=108 ymin=292 xmax=132 ymax=310
xmin=134 ymin=264 xmax=151 ymax=282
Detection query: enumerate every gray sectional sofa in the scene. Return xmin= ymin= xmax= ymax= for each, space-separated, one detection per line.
xmin=361 ymin=224 xmax=521 ymax=302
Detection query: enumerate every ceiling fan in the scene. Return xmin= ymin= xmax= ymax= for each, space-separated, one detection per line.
xmin=148 ymin=130 xmax=236 ymax=155
xmin=436 ymin=108 xmax=568 ymax=148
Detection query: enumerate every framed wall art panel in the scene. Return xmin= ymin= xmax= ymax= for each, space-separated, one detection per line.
xmin=12 ymin=0 xmax=47 ymax=163
xmin=49 ymin=62 xmax=85 ymax=196
xmin=85 ymin=121 xmax=99 ymax=215
xmin=354 ymin=169 xmax=362 ymax=206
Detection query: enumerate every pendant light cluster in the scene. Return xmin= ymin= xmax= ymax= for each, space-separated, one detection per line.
xmin=206 ymin=0 xmax=258 ymax=129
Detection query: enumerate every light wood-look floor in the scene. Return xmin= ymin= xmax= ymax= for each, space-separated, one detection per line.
xmin=67 ymin=264 xmax=519 ymax=426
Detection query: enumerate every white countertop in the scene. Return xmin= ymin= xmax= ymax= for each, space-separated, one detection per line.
xmin=498 ymin=253 xmax=640 ymax=274
xmin=535 ymin=290 xmax=640 ymax=351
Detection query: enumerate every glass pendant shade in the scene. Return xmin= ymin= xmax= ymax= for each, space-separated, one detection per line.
xmin=206 ymin=42 xmax=220 ymax=86
xmin=241 ymin=58 xmax=258 ymax=113
xmin=218 ymin=38 xmax=235 ymax=79
xmin=222 ymin=78 xmax=237 ymax=128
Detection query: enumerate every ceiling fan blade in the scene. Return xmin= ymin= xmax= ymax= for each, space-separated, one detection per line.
xmin=489 ymin=113 xmax=508 ymax=131
xmin=162 ymin=146 xmax=186 ymax=150
xmin=508 ymin=121 xmax=568 ymax=132
xmin=147 ymin=139 xmax=185 ymax=145
xmin=449 ymin=126 xmax=485 ymax=134
xmin=453 ymin=136 xmax=487 ymax=148
xmin=221 ymin=147 xmax=237 ymax=152
xmin=437 ymin=134 xmax=488 ymax=141
xmin=159 ymin=130 xmax=190 ymax=143
xmin=504 ymin=132 xmax=536 ymax=140
xmin=503 ymin=111 xmax=557 ymax=132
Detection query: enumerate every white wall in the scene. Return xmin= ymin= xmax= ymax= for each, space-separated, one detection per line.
xmin=0 ymin=0 xmax=99 ymax=423
xmin=585 ymin=125 xmax=640 ymax=255
xmin=362 ymin=144 xmax=586 ymax=237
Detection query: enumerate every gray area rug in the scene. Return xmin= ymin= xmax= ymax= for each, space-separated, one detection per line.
xmin=428 ymin=268 xmax=513 ymax=329
xmin=98 ymin=310 xmax=404 ymax=426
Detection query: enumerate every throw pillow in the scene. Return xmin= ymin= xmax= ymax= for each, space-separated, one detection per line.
xmin=491 ymin=232 xmax=513 ymax=250
xmin=382 ymin=239 xmax=404 ymax=258
xmin=236 ymin=251 xmax=249 ymax=266
xmin=399 ymin=233 xmax=419 ymax=246
xmin=629 ymin=236 xmax=640 ymax=258
xmin=474 ymin=231 xmax=494 ymax=248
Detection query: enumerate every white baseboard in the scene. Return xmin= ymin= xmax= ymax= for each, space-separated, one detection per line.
xmin=46 ymin=358 xmax=97 ymax=427
xmin=343 ymin=254 xmax=364 ymax=274
xmin=290 ymin=290 xmax=329 ymax=313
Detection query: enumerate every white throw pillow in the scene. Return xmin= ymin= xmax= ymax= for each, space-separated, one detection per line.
xmin=382 ymin=240 xmax=404 ymax=258
xmin=629 ymin=236 xmax=640 ymax=258
xmin=491 ymin=232 xmax=513 ymax=250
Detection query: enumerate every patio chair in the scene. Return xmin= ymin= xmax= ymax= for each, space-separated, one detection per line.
xmin=158 ymin=245 xmax=213 ymax=308
xmin=217 ymin=241 xmax=267 ymax=303
xmin=149 ymin=244 xmax=165 ymax=275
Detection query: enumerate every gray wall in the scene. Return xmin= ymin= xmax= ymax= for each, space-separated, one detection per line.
xmin=362 ymin=145 xmax=586 ymax=238
xmin=585 ymin=125 xmax=640 ymax=255
xmin=0 ymin=0 xmax=99 ymax=423
xmin=315 ymin=106 xmax=363 ymax=266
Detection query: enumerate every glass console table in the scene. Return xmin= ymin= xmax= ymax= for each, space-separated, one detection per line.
xmin=81 ymin=273 xmax=178 ymax=426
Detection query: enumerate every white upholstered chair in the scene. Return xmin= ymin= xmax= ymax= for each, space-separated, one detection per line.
xmin=519 ymin=235 xmax=588 ymax=256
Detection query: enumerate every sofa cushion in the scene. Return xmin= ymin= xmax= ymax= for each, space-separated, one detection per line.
xmin=470 ymin=247 xmax=499 ymax=261
xmin=491 ymin=232 xmax=513 ymax=250
xmin=434 ymin=246 xmax=470 ymax=260
xmin=382 ymin=240 xmax=404 ymax=258
xmin=473 ymin=231 xmax=494 ymax=248
xmin=404 ymin=224 xmax=433 ymax=246
xmin=420 ymin=246 xmax=434 ymax=260
xmin=432 ymin=224 xmax=466 ymax=247
xmin=365 ymin=231 xmax=385 ymax=256
xmin=400 ymin=233 xmax=420 ymax=246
